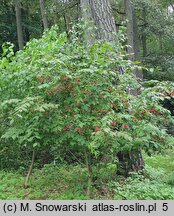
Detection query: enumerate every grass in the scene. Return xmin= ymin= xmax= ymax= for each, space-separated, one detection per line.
xmin=0 ymin=165 xmax=89 ymax=200
xmin=144 ymin=152 xmax=174 ymax=188
xmin=0 ymin=153 xmax=174 ymax=200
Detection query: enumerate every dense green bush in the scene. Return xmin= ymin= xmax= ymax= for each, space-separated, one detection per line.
xmin=0 ymin=26 xmax=174 ymax=186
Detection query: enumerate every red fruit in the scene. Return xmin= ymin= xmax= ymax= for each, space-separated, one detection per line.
xmin=112 ymin=121 xmax=119 ymax=127
xmin=76 ymin=127 xmax=81 ymax=134
xmin=63 ymin=76 xmax=69 ymax=81
xmin=94 ymin=126 xmax=100 ymax=132
xmin=164 ymin=92 xmax=168 ymax=97
xmin=171 ymin=92 xmax=174 ymax=97
xmin=47 ymin=90 xmax=52 ymax=95
xmin=141 ymin=110 xmax=146 ymax=115
xmin=123 ymin=124 xmax=128 ymax=129
xmin=54 ymin=87 xmax=61 ymax=92
xmin=108 ymin=87 xmax=112 ymax=91
xmin=150 ymin=108 xmax=155 ymax=113
xmin=112 ymin=121 xmax=117 ymax=127
xmin=75 ymin=78 xmax=81 ymax=82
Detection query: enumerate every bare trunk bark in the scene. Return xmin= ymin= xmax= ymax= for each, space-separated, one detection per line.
xmin=81 ymin=0 xmax=116 ymax=42
xmin=142 ymin=7 xmax=147 ymax=57
xmin=80 ymin=0 xmax=94 ymax=43
xmin=89 ymin=0 xmax=116 ymax=41
xmin=40 ymin=0 xmax=48 ymax=31
xmin=84 ymin=149 xmax=92 ymax=197
xmin=64 ymin=14 xmax=73 ymax=38
xmin=125 ymin=0 xmax=142 ymax=80
xmin=15 ymin=0 xmax=24 ymax=50
xmin=24 ymin=150 xmax=35 ymax=188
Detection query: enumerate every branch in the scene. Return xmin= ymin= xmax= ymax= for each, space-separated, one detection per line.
xmin=57 ymin=0 xmax=80 ymax=15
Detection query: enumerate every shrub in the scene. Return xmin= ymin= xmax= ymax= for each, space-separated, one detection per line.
xmin=0 ymin=26 xmax=174 ymax=189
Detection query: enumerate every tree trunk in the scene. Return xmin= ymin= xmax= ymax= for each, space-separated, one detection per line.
xmin=24 ymin=150 xmax=35 ymax=188
xmin=80 ymin=0 xmax=94 ymax=44
xmin=39 ymin=0 xmax=48 ymax=31
xmin=142 ymin=7 xmax=147 ymax=58
xmin=64 ymin=14 xmax=73 ymax=38
xmin=81 ymin=0 xmax=144 ymax=176
xmin=15 ymin=0 xmax=24 ymax=50
xmin=125 ymin=0 xmax=142 ymax=80
xmin=84 ymin=149 xmax=92 ymax=197
xmin=62 ymin=0 xmax=73 ymax=38
xmin=81 ymin=0 xmax=116 ymax=42
xmin=116 ymin=0 xmax=144 ymax=176
xmin=117 ymin=148 xmax=144 ymax=176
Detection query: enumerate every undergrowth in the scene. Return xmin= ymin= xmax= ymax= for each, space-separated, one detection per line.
xmin=0 ymin=154 xmax=174 ymax=200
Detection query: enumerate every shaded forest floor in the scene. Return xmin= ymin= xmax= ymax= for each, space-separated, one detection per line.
xmin=1 ymin=153 xmax=174 ymax=200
